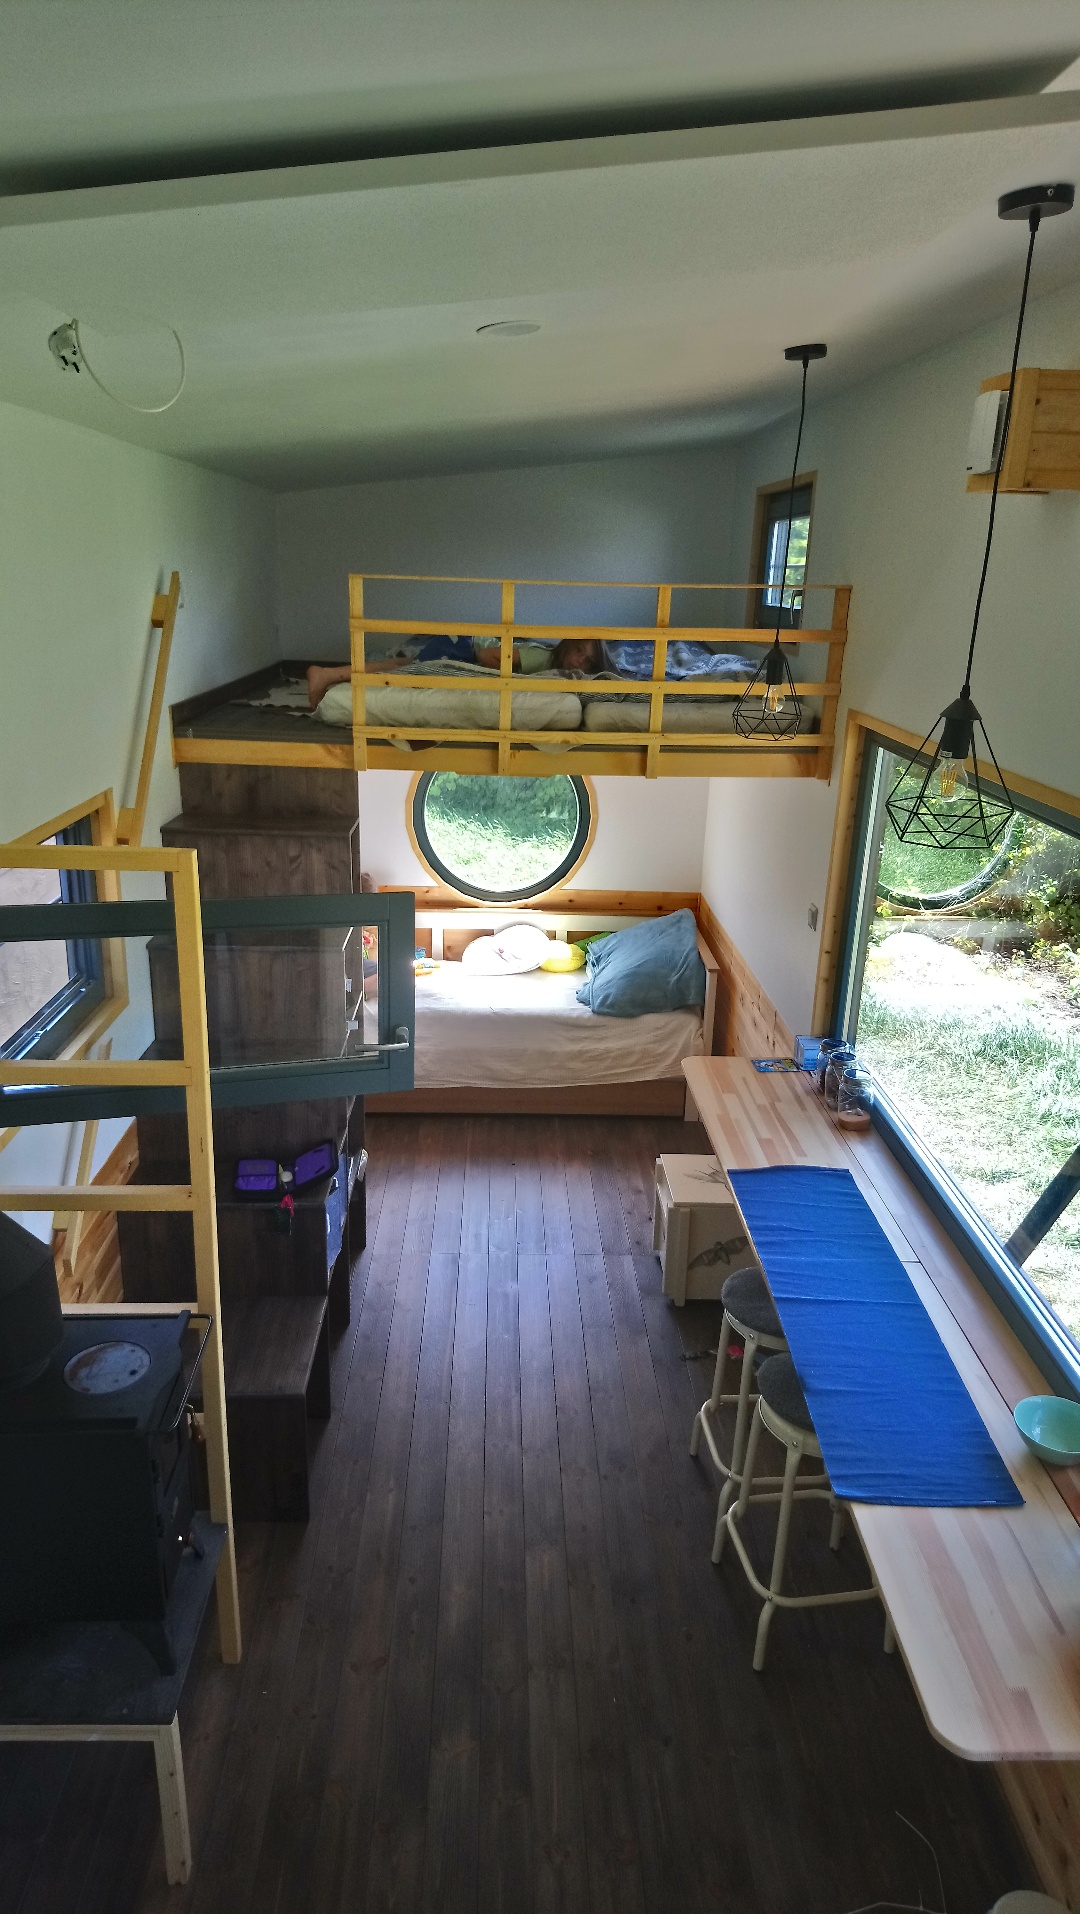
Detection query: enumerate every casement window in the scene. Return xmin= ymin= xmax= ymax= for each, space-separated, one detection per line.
xmin=833 ymin=730 xmax=1080 ymax=1392
xmin=752 ymin=479 xmax=814 ymax=630
xmin=0 ymin=815 xmax=105 ymax=1062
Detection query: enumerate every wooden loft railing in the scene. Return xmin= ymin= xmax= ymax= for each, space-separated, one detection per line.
xmin=347 ymin=574 xmax=850 ymax=780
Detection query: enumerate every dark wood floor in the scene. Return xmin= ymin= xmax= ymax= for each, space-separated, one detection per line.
xmin=2 ymin=1115 xmax=1034 ymax=1914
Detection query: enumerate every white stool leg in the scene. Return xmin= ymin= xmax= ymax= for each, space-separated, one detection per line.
xmin=153 ymin=1714 xmax=192 ymax=1886
xmin=691 ymin=1309 xmax=731 ymax=1456
xmin=753 ymin=1443 xmax=802 ymax=1672
xmin=715 ymin=1395 xmax=763 ymax=1563
xmin=715 ymin=1325 xmax=758 ymax=1525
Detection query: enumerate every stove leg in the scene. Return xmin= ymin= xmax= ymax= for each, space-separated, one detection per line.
xmin=153 ymin=1714 xmax=191 ymax=1885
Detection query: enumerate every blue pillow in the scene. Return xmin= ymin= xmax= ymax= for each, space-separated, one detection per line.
xmin=576 ymin=908 xmax=706 ymax=1018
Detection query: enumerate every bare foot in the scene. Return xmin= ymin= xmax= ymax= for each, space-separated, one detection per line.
xmin=307 ymin=664 xmax=340 ymax=708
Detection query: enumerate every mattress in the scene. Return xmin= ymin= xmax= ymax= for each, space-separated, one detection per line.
xmin=411 ymin=961 xmax=704 ymax=1088
xmin=318 ymin=675 xmax=582 ymax=750
xmin=581 ymin=696 xmax=738 ymax=734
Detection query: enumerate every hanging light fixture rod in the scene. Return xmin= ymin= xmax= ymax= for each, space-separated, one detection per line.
xmin=733 ymin=342 xmax=827 ymax=741
xmin=886 ymin=182 xmax=1074 ymax=853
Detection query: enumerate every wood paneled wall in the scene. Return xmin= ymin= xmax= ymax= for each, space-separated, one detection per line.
xmin=695 ymin=897 xmax=795 ymax=1061
xmin=54 ymin=1121 xmax=136 ymax=1305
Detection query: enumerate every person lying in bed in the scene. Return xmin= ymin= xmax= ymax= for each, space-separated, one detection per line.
xmin=551 ymin=638 xmax=755 ymax=679
xmin=307 ymin=634 xmax=555 ymax=707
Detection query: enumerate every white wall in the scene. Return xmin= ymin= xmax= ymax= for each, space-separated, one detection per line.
xmin=358 ymin=768 xmax=708 ymax=893
xmin=701 ymin=275 xmax=1080 ymax=1035
xmin=277 ymin=443 xmax=737 ymax=888
xmin=275 ymin=444 xmax=741 ymax=655
xmin=0 ymin=397 xmax=276 ymax=1230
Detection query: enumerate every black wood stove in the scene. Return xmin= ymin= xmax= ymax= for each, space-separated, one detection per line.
xmin=0 ymin=1311 xmax=207 ymax=1670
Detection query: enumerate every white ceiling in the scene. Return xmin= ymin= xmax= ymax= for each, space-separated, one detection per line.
xmin=0 ymin=4 xmax=1079 ymax=488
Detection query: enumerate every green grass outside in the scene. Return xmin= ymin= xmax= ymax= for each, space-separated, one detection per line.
xmin=857 ymin=979 xmax=1080 ymax=1337
xmin=423 ymin=773 xmax=579 ymax=892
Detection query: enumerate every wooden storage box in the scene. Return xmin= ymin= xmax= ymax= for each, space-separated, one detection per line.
xmin=966 ymin=368 xmax=1080 ymax=494
xmin=652 ymin=1154 xmax=761 ymax=1306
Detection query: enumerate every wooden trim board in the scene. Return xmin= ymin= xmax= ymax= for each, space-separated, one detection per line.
xmin=53 ymin=1121 xmax=137 ymax=1305
xmin=696 ymin=896 xmax=795 ymax=1059
xmin=371 ymin=1078 xmax=687 ymax=1116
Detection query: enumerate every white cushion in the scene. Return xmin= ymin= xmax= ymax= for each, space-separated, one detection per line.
xmin=461 ymin=924 xmax=552 ymax=975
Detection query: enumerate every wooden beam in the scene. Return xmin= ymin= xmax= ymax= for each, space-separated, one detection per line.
xmin=117 ymin=571 xmax=181 ymax=847
xmin=171 ymin=850 xmax=240 ymax=1665
xmin=2 ymin=1184 xmax=194 ymax=1212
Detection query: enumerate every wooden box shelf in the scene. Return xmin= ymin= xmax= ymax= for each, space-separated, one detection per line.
xmin=967 ymin=368 xmax=1080 ymax=493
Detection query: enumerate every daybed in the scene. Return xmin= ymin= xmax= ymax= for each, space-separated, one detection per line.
xmin=373 ymin=909 xmax=721 ymax=1116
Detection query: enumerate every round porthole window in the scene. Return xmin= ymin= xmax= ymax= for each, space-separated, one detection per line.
xmin=410 ymin=773 xmax=593 ymax=902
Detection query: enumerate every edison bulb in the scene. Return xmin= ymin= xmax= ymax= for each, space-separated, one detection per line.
xmin=934 ymin=752 xmax=969 ymax=803
xmin=766 ymin=683 xmax=786 ymax=715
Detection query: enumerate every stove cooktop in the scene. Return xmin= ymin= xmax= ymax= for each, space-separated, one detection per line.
xmin=0 ymin=1314 xmax=191 ymax=1433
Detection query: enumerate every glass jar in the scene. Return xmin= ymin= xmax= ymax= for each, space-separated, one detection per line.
xmin=813 ymin=1037 xmax=846 ymax=1097
xmin=837 ymin=1061 xmax=875 ymax=1131
xmin=823 ymin=1044 xmax=857 ymax=1114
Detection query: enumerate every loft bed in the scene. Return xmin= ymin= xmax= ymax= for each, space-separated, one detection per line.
xmin=373 ymin=901 xmax=721 ymax=1116
xmin=170 ymin=574 xmax=850 ymax=782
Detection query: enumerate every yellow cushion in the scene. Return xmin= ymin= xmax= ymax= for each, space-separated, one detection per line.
xmin=540 ymin=941 xmax=586 ymax=972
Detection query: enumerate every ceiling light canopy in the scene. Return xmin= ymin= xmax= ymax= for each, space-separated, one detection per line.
xmin=885 ymin=182 xmax=1075 ymax=854
xmin=733 ymin=342 xmax=826 ymax=741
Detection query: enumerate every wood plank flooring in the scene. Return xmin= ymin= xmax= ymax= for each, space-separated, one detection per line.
xmin=2 ymin=1115 xmax=1035 ymax=1914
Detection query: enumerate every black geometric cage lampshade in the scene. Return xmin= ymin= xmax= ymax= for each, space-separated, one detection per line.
xmin=884 ymin=694 xmax=1015 ymax=851
xmin=888 ymin=181 xmax=1073 ymax=855
xmin=732 ymin=636 xmax=802 ymax=739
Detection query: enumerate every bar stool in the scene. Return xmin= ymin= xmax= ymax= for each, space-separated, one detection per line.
xmin=716 ymin=1351 xmax=883 ymax=1670
xmin=690 ymin=1266 xmax=794 ymax=1562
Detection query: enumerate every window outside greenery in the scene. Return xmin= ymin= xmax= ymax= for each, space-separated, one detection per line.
xmin=846 ymin=745 xmax=1080 ymax=1340
xmin=415 ymin=773 xmax=590 ymax=901
xmin=758 ymin=481 xmax=813 ymax=627
xmin=0 ymin=820 xmax=104 ymax=1060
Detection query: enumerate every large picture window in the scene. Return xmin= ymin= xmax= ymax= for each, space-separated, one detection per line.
xmin=0 ymin=816 xmax=105 ymax=1062
xmin=835 ymin=732 xmax=1080 ymax=1381
xmin=410 ymin=773 xmax=593 ymax=902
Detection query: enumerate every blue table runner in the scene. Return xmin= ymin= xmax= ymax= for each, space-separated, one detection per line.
xmin=727 ymin=1166 xmax=1022 ymax=1508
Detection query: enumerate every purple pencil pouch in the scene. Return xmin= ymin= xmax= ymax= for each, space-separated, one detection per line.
xmin=293 ymin=1140 xmax=337 ymax=1191
xmin=234 ymin=1157 xmax=283 ymax=1200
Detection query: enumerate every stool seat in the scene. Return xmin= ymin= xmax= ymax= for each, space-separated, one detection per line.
xmin=721 ymin=1266 xmax=783 ymax=1340
xmin=757 ymin=1352 xmax=814 ymax=1434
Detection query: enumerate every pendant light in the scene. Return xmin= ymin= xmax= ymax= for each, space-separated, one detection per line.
xmin=885 ymin=182 xmax=1074 ymax=852
xmin=733 ymin=342 xmax=826 ymax=739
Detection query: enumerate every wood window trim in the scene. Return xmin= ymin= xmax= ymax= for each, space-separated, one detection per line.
xmin=746 ymin=469 xmax=817 ymax=628
xmin=405 ymin=769 xmax=597 ymax=903
xmin=0 ymin=788 xmax=130 ymax=1152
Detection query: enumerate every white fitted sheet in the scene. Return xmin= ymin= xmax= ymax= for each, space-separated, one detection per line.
xmin=412 ymin=961 xmax=704 ymax=1088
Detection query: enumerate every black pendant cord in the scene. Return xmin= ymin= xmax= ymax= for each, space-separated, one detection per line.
xmin=962 ymin=209 xmax=1040 ymax=695
xmin=770 ymin=354 xmax=810 ymax=648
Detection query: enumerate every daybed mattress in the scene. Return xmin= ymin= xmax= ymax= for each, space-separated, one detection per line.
xmin=412 ymin=961 xmax=704 ymax=1088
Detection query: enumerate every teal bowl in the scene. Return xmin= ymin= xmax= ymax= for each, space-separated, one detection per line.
xmin=1013 ymin=1395 xmax=1080 ymax=1467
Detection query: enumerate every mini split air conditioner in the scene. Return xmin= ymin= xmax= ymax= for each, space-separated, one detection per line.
xmin=965 ymin=388 xmax=1008 ymax=475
